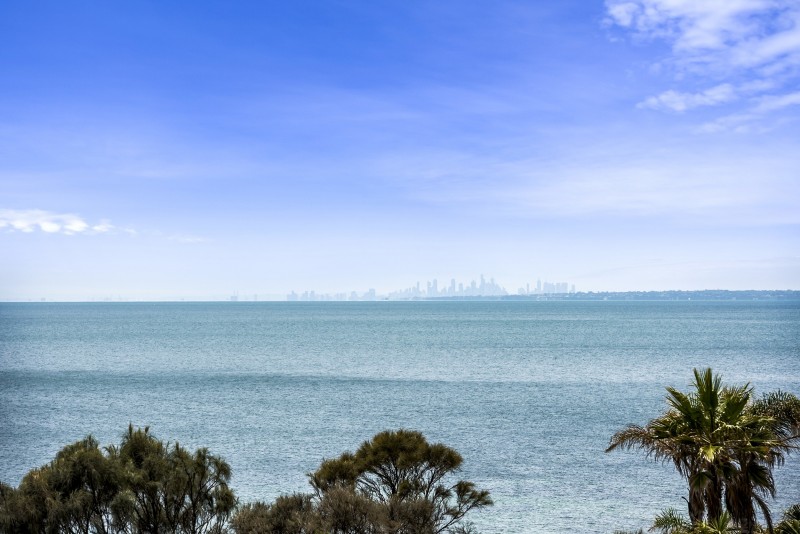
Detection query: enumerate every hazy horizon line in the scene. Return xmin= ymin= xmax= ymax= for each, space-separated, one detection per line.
xmin=2 ymin=288 xmax=799 ymax=304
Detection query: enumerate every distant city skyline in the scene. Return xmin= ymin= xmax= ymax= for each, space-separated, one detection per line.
xmin=287 ymin=275 xmax=576 ymax=301
xmin=1 ymin=1 xmax=798 ymax=299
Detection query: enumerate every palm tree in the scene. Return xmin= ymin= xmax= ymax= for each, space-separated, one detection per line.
xmin=661 ymin=369 xmax=747 ymax=522
xmin=607 ymin=369 xmax=744 ymax=523
xmin=607 ymin=369 xmax=800 ymax=533
xmin=606 ymin=408 xmax=707 ymax=523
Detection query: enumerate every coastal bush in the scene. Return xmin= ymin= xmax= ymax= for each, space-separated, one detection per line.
xmin=309 ymin=429 xmax=492 ymax=533
xmin=607 ymin=368 xmax=800 ymax=534
xmin=0 ymin=426 xmax=235 ymax=534
xmin=117 ymin=426 xmax=236 ymax=534
xmin=230 ymin=494 xmax=316 ymax=534
xmin=231 ymin=429 xmax=492 ymax=534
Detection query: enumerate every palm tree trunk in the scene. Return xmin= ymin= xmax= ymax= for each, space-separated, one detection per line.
xmin=688 ymin=486 xmax=705 ymax=525
xmin=706 ymin=467 xmax=724 ymax=523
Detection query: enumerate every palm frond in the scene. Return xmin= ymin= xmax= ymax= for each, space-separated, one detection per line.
xmin=650 ymin=507 xmax=691 ymax=534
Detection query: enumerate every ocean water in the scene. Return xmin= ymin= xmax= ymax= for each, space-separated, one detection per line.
xmin=1 ymin=301 xmax=798 ymax=533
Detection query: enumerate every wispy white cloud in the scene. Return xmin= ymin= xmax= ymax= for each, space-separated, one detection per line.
xmin=503 ymin=164 xmax=788 ymax=222
xmin=0 ymin=209 xmax=209 ymax=242
xmin=370 ymin=136 xmax=800 ymax=226
xmin=0 ymin=209 xmax=120 ymax=235
xmin=753 ymin=89 xmax=800 ymax=112
xmin=606 ymin=0 xmax=800 ymax=129
xmin=700 ymin=90 xmax=800 ymax=131
xmin=638 ymin=83 xmax=736 ymax=111
xmin=605 ymin=0 xmax=798 ymax=65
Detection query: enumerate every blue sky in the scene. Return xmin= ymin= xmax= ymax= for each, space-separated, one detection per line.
xmin=1 ymin=0 xmax=798 ymax=299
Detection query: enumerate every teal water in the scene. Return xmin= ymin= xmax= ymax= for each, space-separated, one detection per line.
xmin=1 ymin=301 xmax=799 ymax=532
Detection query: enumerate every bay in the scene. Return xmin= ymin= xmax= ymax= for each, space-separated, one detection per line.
xmin=1 ymin=301 xmax=798 ymax=532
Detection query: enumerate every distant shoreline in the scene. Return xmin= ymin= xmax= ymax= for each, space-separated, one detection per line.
xmin=2 ymin=290 xmax=800 ymax=303
xmin=425 ymin=289 xmax=800 ymax=301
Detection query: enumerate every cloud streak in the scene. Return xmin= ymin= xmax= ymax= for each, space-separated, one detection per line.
xmin=166 ymin=234 xmax=207 ymax=244
xmin=0 ymin=209 xmax=212 ymax=243
xmin=0 ymin=209 xmax=121 ymax=235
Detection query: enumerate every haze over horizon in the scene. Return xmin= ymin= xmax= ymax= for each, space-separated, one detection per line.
xmin=1 ymin=1 xmax=799 ymax=300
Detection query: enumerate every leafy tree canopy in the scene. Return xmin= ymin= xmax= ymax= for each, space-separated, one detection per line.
xmin=0 ymin=426 xmax=235 ymax=534
xmin=310 ymin=429 xmax=491 ymax=533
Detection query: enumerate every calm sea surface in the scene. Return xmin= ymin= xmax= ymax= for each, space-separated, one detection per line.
xmin=1 ymin=301 xmax=799 ymax=533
